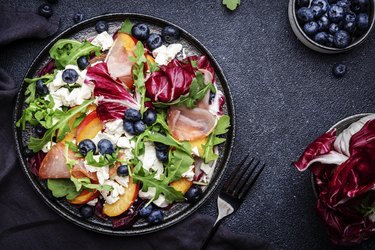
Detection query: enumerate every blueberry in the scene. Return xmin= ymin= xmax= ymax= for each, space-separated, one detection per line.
xmin=334 ymin=30 xmax=351 ymax=48
xmin=311 ymin=5 xmax=325 ymax=19
xmin=336 ymin=0 xmax=351 ymax=10
xmin=36 ymin=80 xmax=49 ymax=96
xmin=80 ymin=205 xmax=94 ymax=218
xmin=209 ymin=91 xmax=216 ymax=104
xmin=139 ymin=204 xmax=153 ymax=217
xmin=23 ymin=146 xmax=35 ymax=158
xmin=356 ymin=13 xmax=369 ymax=30
xmin=303 ymin=21 xmax=320 ymax=36
xmin=124 ymin=108 xmax=141 ymax=122
xmin=117 ymin=165 xmax=129 ymax=176
xmin=146 ymin=33 xmax=163 ymax=51
xmin=38 ymin=3 xmax=53 ymax=18
xmin=73 ymin=12 xmax=84 ymax=24
xmin=78 ymin=139 xmax=96 ymax=156
xmin=329 ymin=23 xmax=340 ymax=34
xmin=98 ymin=139 xmax=115 ymax=155
xmin=314 ymin=32 xmax=329 ymax=45
xmin=134 ymin=120 xmax=146 ymax=135
xmin=123 ymin=120 xmax=136 ymax=135
xmin=95 ymin=20 xmax=109 ymax=33
xmin=131 ymin=23 xmax=150 ymax=41
xmin=35 ymin=124 xmax=46 ymax=137
xmin=332 ymin=63 xmax=347 ymax=77
xmin=312 ymin=0 xmax=330 ymax=12
xmin=154 ymin=142 xmax=169 ymax=151
xmin=147 ymin=209 xmax=164 ymax=224
xmin=297 ymin=7 xmax=314 ymax=23
xmin=318 ymin=15 xmax=330 ymax=30
xmin=296 ymin=0 xmax=310 ymax=7
xmin=156 ymin=150 xmax=168 ymax=163
xmin=344 ymin=11 xmax=356 ymax=23
xmin=343 ymin=22 xmax=356 ymax=33
xmin=185 ymin=186 xmax=203 ymax=203
xmin=142 ymin=109 xmax=157 ymax=126
xmin=328 ymin=5 xmax=345 ymax=22
xmin=161 ymin=26 xmax=181 ymax=43
xmin=62 ymin=69 xmax=79 ymax=84
xmin=77 ymin=56 xmax=89 ymax=70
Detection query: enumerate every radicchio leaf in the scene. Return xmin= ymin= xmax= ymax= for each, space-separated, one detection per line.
xmin=85 ymin=62 xmax=139 ymax=122
xmin=111 ymin=199 xmax=146 ymax=229
xmin=37 ymin=60 xmax=56 ymax=77
xmin=28 ymin=151 xmax=46 ymax=176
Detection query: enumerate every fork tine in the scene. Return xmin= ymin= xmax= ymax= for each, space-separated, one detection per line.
xmin=238 ymin=163 xmax=265 ymax=199
xmin=223 ymin=153 xmax=250 ymax=191
xmin=232 ymin=159 xmax=260 ymax=195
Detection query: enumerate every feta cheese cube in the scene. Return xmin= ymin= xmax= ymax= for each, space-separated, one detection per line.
xmin=91 ymin=31 xmax=114 ymax=51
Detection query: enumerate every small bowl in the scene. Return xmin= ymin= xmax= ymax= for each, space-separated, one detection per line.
xmin=311 ymin=113 xmax=374 ymax=197
xmin=288 ymin=0 xmax=375 ymax=54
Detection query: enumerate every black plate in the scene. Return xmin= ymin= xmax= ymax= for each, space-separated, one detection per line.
xmin=13 ymin=13 xmax=235 ymax=235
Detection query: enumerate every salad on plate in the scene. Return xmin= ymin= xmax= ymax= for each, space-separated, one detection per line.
xmin=16 ymin=18 xmax=230 ymax=229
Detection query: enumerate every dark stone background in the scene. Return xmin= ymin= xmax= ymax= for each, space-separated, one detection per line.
xmin=1 ymin=0 xmax=375 ymax=249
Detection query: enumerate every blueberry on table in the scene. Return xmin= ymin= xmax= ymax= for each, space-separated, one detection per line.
xmin=95 ymin=20 xmax=109 ymax=33
xmin=332 ymin=63 xmax=347 ymax=77
xmin=80 ymin=205 xmax=94 ymax=219
xmin=36 ymin=79 xmax=49 ymax=96
xmin=123 ymin=120 xmax=136 ymax=135
xmin=334 ymin=30 xmax=351 ymax=48
xmin=156 ymin=150 xmax=168 ymax=163
xmin=78 ymin=139 xmax=96 ymax=156
xmin=134 ymin=120 xmax=146 ymax=135
xmin=35 ymin=124 xmax=46 ymax=137
xmin=297 ymin=7 xmax=314 ymax=23
xmin=23 ymin=146 xmax=35 ymax=158
xmin=124 ymin=108 xmax=141 ymax=122
xmin=38 ymin=3 xmax=53 ymax=18
xmin=303 ymin=22 xmax=320 ymax=36
xmin=314 ymin=32 xmax=329 ymax=45
xmin=296 ymin=0 xmax=310 ymax=7
xmin=131 ymin=23 xmax=150 ymax=41
xmin=311 ymin=5 xmax=325 ymax=19
xmin=117 ymin=165 xmax=129 ymax=177
xmin=142 ymin=109 xmax=157 ymax=126
xmin=139 ymin=204 xmax=154 ymax=217
xmin=356 ymin=13 xmax=369 ymax=30
xmin=146 ymin=33 xmax=163 ymax=51
xmin=185 ymin=186 xmax=203 ymax=203
xmin=73 ymin=12 xmax=84 ymax=24
xmin=62 ymin=69 xmax=79 ymax=84
xmin=77 ymin=56 xmax=89 ymax=70
xmin=317 ymin=15 xmax=330 ymax=31
xmin=328 ymin=5 xmax=345 ymax=22
xmin=312 ymin=0 xmax=330 ymax=12
xmin=329 ymin=23 xmax=340 ymax=34
xmin=154 ymin=142 xmax=169 ymax=151
xmin=98 ymin=139 xmax=115 ymax=155
xmin=147 ymin=209 xmax=164 ymax=224
xmin=161 ymin=26 xmax=181 ymax=43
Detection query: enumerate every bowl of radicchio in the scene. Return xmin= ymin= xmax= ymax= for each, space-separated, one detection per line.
xmin=14 ymin=13 xmax=235 ymax=235
xmin=294 ymin=113 xmax=375 ymax=245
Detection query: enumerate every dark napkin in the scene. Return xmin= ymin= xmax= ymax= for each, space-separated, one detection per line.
xmin=0 ymin=7 xmax=270 ymax=250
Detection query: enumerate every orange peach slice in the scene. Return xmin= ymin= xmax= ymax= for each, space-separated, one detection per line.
xmin=68 ymin=190 xmax=99 ymax=205
xmin=189 ymin=136 xmax=208 ymax=156
xmin=76 ymin=110 xmax=103 ymax=143
xmin=170 ymin=177 xmax=193 ymax=194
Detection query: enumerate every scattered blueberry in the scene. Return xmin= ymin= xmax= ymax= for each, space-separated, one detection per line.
xmin=117 ymin=165 xmax=129 ymax=177
xmin=318 ymin=15 xmax=331 ymax=30
xmin=328 ymin=5 xmax=346 ymax=22
xmin=345 ymin=11 xmax=357 ymax=23
xmin=209 ymin=91 xmax=216 ymax=104
xmin=161 ymin=26 xmax=181 ymax=43
xmin=343 ymin=21 xmax=357 ymax=33
xmin=142 ymin=109 xmax=157 ymax=126
xmin=139 ymin=204 xmax=153 ymax=217
xmin=329 ymin=23 xmax=340 ymax=34
xmin=38 ymin=3 xmax=53 ymax=18
xmin=73 ymin=12 xmax=84 ymax=24
xmin=296 ymin=0 xmax=310 ymax=7
xmin=146 ymin=33 xmax=163 ymax=51
xmin=95 ymin=20 xmax=109 ymax=33
xmin=156 ymin=150 xmax=168 ymax=163
xmin=124 ymin=108 xmax=141 ymax=122
xmin=78 ymin=139 xmax=96 ymax=156
xmin=147 ymin=209 xmax=164 ymax=224
xmin=123 ymin=120 xmax=136 ymax=135
xmin=98 ymin=139 xmax=115 ymax=155
xmin=297 ymin=7 xmax=314 ymax=23
xmin=36 ymin=80 xmax=49 ymax=96
xmin=131 ymin=23 xmax=150 ymax=41
xmin=314 ymin=32 xmax=329 ymax=45
xmin=185 ymin=186 xmax=203 ymax=203
xmin=35 ymin=124 xmax=46 ymax=137
xmin=77 ymin=56 xmax=89 ymax=70
xmin=332 ymin=63 xmax=347 ymax=77
xmin=62 ymin=69 xmax=79 ymax=84
xmin=311 ymin=5 xmax=325 ymax=19
xmin=356 ymin=13 xmax=369 ymax=30
xmin=154 ymin=142 xmax=169 ymax=151
xmin=304 ymin=22 xmax=320 ymax=36
xmin=134 ymin=120 xmax=146 ymax=135
xmin=80 ymin=205 xmax=94 ymax=218
xmin=334 ymin=30 xmax=351 ymax=48
xmin=23 ymin=146 xmax=35 ymax=158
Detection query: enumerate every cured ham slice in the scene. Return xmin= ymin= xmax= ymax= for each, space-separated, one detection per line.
xmin=167 ymin=106 xmax=217 ymax=141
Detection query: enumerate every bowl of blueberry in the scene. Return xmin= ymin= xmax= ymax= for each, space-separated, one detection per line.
xmin=288 ymin=0 xmax=375 ymax=53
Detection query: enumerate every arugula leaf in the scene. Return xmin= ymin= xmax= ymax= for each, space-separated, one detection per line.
xmin=223 ymin=0 xmax=241 ymax=11
xmin=28 ymin=99 xmax=94 ymax=152
xmin=163 ymin=149 xmax=194 ymax=184
xmin=70 ymin=176 xmax=113 ymax=192
xmin=119 ymin=18 xmax=133 ymax=34
xmin=47 ymin=179 xmax=80 ymax=200
xmin=85 ymin=151 xmax=118 ymax=167
xmin=147 ymin=132 xmax=191 ymax=155
xmin=202 ymin=115 xmax=230 ymax=163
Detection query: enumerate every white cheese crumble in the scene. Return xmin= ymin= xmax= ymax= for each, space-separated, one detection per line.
xmin=117 ymin=136 xmax=133 ymax=149
xmin=105 ymin=119 xmax=125 ymax=136
xmin=91 ymin=31 xmax=114 ymax=51
xmin=92 ymin=131 xmax=121 ymax=146
xmin=87 ymin=198 xmax=98 ymax=206
xmin=41 ymin=141 xmax=56 ymax=153
xmin=200 ymin=162 xmax=214 ymax=183
xmin=192 ymin=146 xmax=200 ymax=157
xmin=138 ymin=187 xmax=170 ymax=208
xmin=139 ymin=142 xmax=164 ymax=179
xmin=181 ymin=165 xmax=195 ymax=181
xmin=152 ymin=43 xmax=182 ymax=66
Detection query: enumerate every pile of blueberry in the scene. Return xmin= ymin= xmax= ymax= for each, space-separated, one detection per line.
xmin=123 ymin=108 xmax=157 ymax=135
xmin=139 ymin=204 xmax=165 ymax=224
xmin=296 ymin=0 xmax=371 ymax=48
xmin=78 ymin=138 xmax=115 ymax=157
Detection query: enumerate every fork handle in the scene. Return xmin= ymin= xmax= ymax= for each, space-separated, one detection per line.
xmin=200 ymin=220 xmax=222 ymax=250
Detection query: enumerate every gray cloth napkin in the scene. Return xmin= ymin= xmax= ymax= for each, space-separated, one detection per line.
xmin=0 ymin=6 xmax=270 ymax=250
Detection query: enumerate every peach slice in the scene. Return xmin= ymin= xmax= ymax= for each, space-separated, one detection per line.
xmin=76 ymin=110 xmax=103 ymax=143
xmin=118 ymin=33 xmax=136 ymax=52
xmin=170 ymin=177 xmax=193 ymax=194
xmin=189 ymin=136 xmax=208 ymax=156
xmin=145 ymin=54 xmax=156 ymax=71
xmin=68 ymin=189 xmax=99 ymax=205
xmin=103 ymin=177 xmax=139 ymax=217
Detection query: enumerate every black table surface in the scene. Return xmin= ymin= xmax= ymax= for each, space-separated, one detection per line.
xmin=1 ymin=0 xmax=375 ymax=249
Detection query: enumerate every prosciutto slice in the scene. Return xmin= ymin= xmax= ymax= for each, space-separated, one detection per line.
xmin=167 ymin=106 xmax=217 ymax=141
